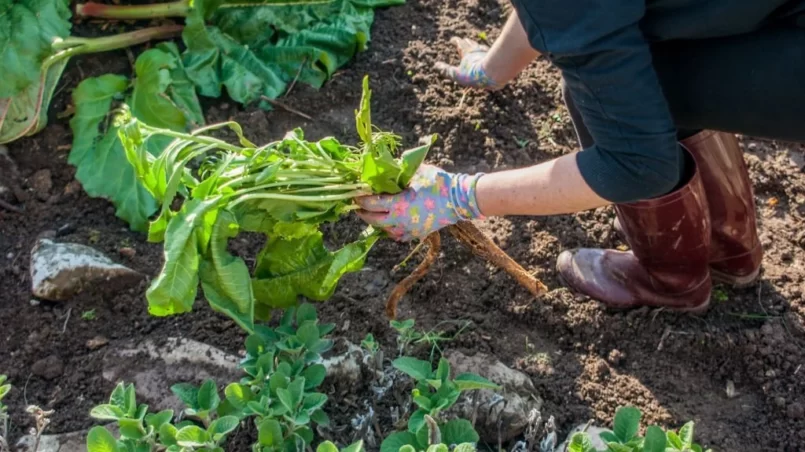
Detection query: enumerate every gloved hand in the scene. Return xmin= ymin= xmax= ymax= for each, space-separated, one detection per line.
xmin=435 ymin=37 xmax=502 ymax=90
xmin=356 ymin=164 xmax=485 ymax=242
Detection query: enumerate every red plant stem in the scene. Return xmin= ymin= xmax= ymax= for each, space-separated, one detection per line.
xmin=75 ymin=1 xmax=190 ymax=20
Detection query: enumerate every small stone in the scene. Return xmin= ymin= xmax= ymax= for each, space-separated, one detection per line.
xmin=787 ymin=402 xmax=805 ymax=420
xmin=56 ymin=223 xmax=76 ymax=237
xmin=776 ymin=397 xmax=787 ymax=408
xmin=6 ymin=252 xmax=14 ymax=259
xmin=29 ymin=299 xmax=40 ymax=306
xmin=87 ymin=336 xmax=109 ymax=350
xmin=30 ymin=169 xmax=53 ymax=202
xmin=119 ymin=247 xmax=136 ymax=259
xmin=766 ymin=369 xmax=777 ymax=378
xmin=30 ymin=238 xmax=143 ymax=301
xmin=608 ymin=349 xmax=625 ymax=366
xmin=726 ymin=380 xmax=738 ymax=399
xmin=32 ymin=355 xmax=64 ymax=380
xmin=63 ymin=180 xmax=82 ymax=197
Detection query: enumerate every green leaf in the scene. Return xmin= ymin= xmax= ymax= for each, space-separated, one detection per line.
xmin=198 ymin=379 xmax=220 ymax=412
xmin=118 ymin=418 xmax=146 ymax=440
xmin=303 ymin=364 xmax=326 ymax=390
xmin=296 ymin=303 xmax=318 ymax=324
xmin=397 ymin=137 xmax=435 ymax=187
xmin=453 ymin=373 xmax=500 ymax=391
xmin=277 ymin=387 xmax=297 ymax=413
xmin=644 ymin=426 xmax=668 ymax=452
xmin=435 ymin=359 xmax=450 ymax=382
xmin=147 ymin=197 xmax=221 ymax=316
xmin=297 ymin=322 xmax=321 ymax=349
xmin=289 ymin=377 xmax=306 ymax=407
xmin=341 ymin=440 xmax=364 ymax=452
xmin=131 ymin=47 xmax=202 ymax=131
xmin=0 ymin=57 xmax=69 ymax=145
xmin=209 ymin=415 xmax=240 ymax=438
xmin=440 ymin=419 xmax=479 ymax=446
xmin=171 ymin=383 xmax=200 ymax=410
xmin=0 ymin=0 xmax=71 ymax=98
xmin=224 ymin=383 xmax=254 ymax=410
xmin=380 ymin=432 xmax=418 ymax=452
xmin=452 ymin=444 xmax=476 ymax=452
xmin=90 ymin=404 xmax=125 ymax=421
xmin=199 ymin=210 xmax=256 ymax=332
xmin=598 ymin=431 xmax=619 ymax=443
xmin=145 ymin=409 xmax=174 ymax=430
xmin=613 ymin=406 xmax=641 ymax=443
xmin=86 ymin=426 xmax=119 ymax=452
xmin=568 ymin=433 xmax=596 ymax=452
xmin=310 ymin=409 xmax=330 ymax=426
xmin=316 ymin=442 xmax=339 ymax=452
xmin=68 ymin=74 xmax=160 ymax=232
xmin=407 ymin=409 xmax=426 ymax=434
xmin=678 ymin=422 xmax=694 ymax=447
xmin=252 ymin=231 xmax=378 ymax=309
xmin=176 ymin=425 xmax=211 ymax=447
xmin=258 ymin=418 xmax=283 ymax=447
xmin=605 ymin=444 xmax=632 ymax=452
xmin=303 ymin=392 xmax=328 ymax=411
xmin=426 ymin=446 xmax=448 ymax=452
xmin=413 ymin=396 xmax=432 ymax=411
xmin=159 ymin=423 xmax=179 ymax=447
xmin=666 ymin=431 xmax=683 ymax=449
xmin=392 ymin=357 xmax=433 ymax=382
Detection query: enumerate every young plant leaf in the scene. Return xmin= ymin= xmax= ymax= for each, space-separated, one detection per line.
xmin=667 ymin=431 xmax=683 ymax=449
xmin=392 ymin=357 xmax=433 ymax=381
xmin=644 ymin=426 xmax=668 ymax=452
xmin=209 ymin=415 xmax=240 ymax=438
xmin=407 ymin=409 xmax=427 ymax=435
xmin=296 ymin=302 xmax=318 ymax=324
xmin=197 ymin=379 xmax=220 ymax=412
xmin=598 ymin=431 xmax=619 ymax=443
xmin=90 ymin=404 xmax=126 ymax=421
xmin=86 ymin=426 xmax=120 ymax=452
xmin=568 ymin=433 xmax=596 ymax=452
xmin=302 ymin=364 xmax=327 ymax=389
xmin=258 ymin=418 xmax=283 ymax=446
xmin=613 ymin=406 xmax=641 ymax=443
xmin=678 ymin=421 xmax=694 ymax=447
xmin=145 ymin=409 xmax=174 ymax=430
xmin=453 ymin=373 xmax=500 ymax=391
xmin=176 ymin=425 xmax=211 ymax=448
xmin=380 ymin=432 xmax=418 ymax=452
xmin=118 ymin=418 xmax=146 ymax=440
xmin=303 ymin=392 xmax=328 ymax=411
xmin=170 ymin=383 xmax=200 ymax=410
xmin=311 ymin=409 xmax=330 ymax=426
xmin=440 ymin=419 xmax=479 ymax=446
xmin=317 ymin=442 xmax=339 ymax=452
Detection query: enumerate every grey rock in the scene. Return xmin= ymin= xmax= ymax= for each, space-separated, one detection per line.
xmin=319 ymin=339 xmax=363 ymax=385
xmin=30 ymin=239 xmax=143 ymax=301
xmin=555 ymin=424 xmax=610 ymax=452
xmin=444 ymin=350 xmax=544 ymax=444
xmin=102 ymin=338 xmax=240 ymax=413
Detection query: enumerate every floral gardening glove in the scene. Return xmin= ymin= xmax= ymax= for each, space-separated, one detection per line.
xmin=435 ymin=37 xmax=502 ymax=90
xmin=356 ymin=164 xmax=485 ymax=242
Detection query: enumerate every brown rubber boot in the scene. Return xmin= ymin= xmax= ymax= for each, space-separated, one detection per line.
xmin=613 ymin=131 xmax=762 ymax=286
xmin=557 ymin=151 xmax=712 ymax=312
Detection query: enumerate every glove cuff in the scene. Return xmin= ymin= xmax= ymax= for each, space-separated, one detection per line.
xmin=450 ymin=173 xmax=486 ymax=220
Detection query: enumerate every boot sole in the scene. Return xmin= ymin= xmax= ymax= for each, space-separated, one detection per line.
xmin=557 ymin=273 xmax=712 ymax=315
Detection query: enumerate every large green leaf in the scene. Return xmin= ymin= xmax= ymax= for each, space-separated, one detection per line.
xmin=0 ymin=0 xmax=71 ymax=98
xmin=147 ymin=197 xmax=221 ymax=316
xmin=392 ymin=357 xmax=433 ymax=382
xmin=0 ymin=57 xmax=68 ymax=144
xmin=380 ymin=432 xmax=418 ymax=452
xmin=613 ymin=406 xmax=641 ymax=443
xmin=252 ymin=230 xmax=378 ymax=309
xmin=199 ymin=210 xmax=256 ymax=332
xmin=69 ymin=47 xmax=204 ymax=232
xmin=86 ymin=426 xmax=120 ymax=452
xmin=440 ymin=419 xmax=479 ymax=447
xmin=68 ymin=74 xmax=161 ymax=232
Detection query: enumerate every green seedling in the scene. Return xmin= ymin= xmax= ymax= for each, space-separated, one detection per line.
xmin=712 ymin=287 xmax=729 ymax=303
xmin=82 ymin=309 xmax=97 ymax=321
xmin=390 ymin=319 xmax=470 ymax=361
xmin=516 ymin=138 xmax=531 ymax=149
xmin=88 ymin=381 xmax=239 ymax=452
xmin=382 ymin=356 xmax=498 ymax=451
xmin=361 ymin=333 xmax=379 ymax=355
xmin=477 ymin=31 xmax=488 ymax=42
xmin=381 ymin=412 xmax=479 ymax=452
xmin=568 ymin=406 xmax=712 ymax=452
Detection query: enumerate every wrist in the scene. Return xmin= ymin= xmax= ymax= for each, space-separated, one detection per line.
xmin=449 ymin=173 xmax=486 ymax=220
xmin=479 ymin=55 xmax=507 ymax=89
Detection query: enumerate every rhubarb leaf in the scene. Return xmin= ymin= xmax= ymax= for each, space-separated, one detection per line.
xmin=252 ymin=230 xmax=378 ymax=310
xmin=0 ymin=57 xmax=68 ymax=144
xmin=0 ymin=0 xmax=71 ymax=98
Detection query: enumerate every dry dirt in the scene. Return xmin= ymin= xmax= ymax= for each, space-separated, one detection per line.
xmin=2 ymin=0 xmax=805 ymax=450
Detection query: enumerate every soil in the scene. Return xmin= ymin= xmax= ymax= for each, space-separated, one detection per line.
xmin=2 ymin=0 xmax=805 ymax=451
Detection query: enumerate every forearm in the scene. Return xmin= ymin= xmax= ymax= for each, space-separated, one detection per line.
xmin=483 ymin=11 xmax=541 ymax=84
xmin=475 ymin=153 xmax=610 ymax=216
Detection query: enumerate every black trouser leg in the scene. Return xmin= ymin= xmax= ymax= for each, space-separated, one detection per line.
xmin=563 ymin=25 xmax=805 ymax=147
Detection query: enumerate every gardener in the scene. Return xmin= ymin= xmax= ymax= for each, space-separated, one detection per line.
xmin=355 ymin=1 xmax=805 ymax=312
